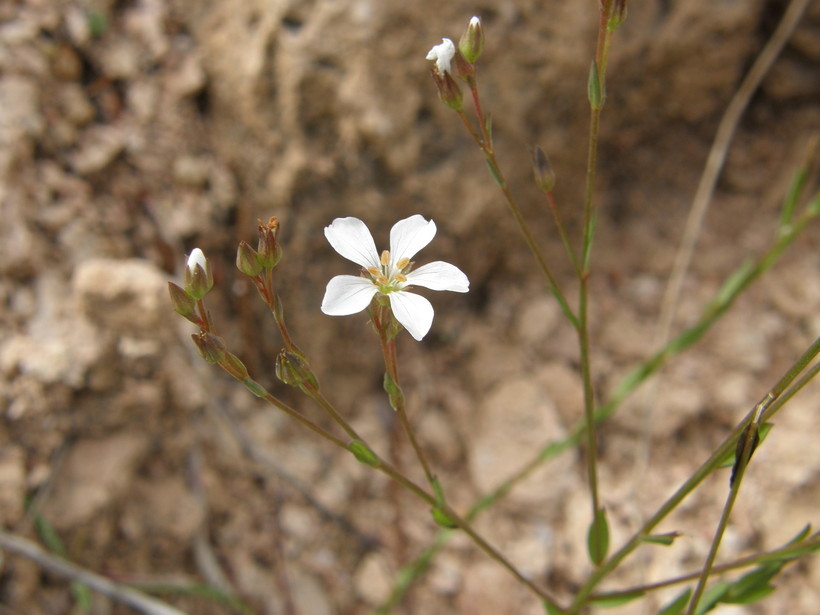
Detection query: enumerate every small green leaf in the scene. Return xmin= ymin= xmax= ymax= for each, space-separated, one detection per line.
xmin=431 ymin=507 xmax=458 ymax=529
xmin=723 ymin=564 xmax=781 ymax=604
xmin=640 ymin=531 xmax=681 ymax=546
xmin=587 ymin=507 xmax=610 ymax=565
xmin=242 ymin=378 xmax=267 ymax=398
xmin=658 ymin=588 xmax=691 ymax=615
xmin=349 ymin=440 xmax=381 ymax=468
xmin=587 ymin=60 xmax=604 ymax=109
xmin=382 ymin=372 xmax=403 ymax=410
xmin=590 ymin=590 xmax=644 ymax=608
xmin=542 ymin=602 xmax=563 ymax=615
xmin=695 ymin=582 xmax=730 ymax=615
xmin=485 ymin=114 xmax=493 ymax=149
xmin=485 ymin=158 xmax=505 ymax=189
xmin=718 ymin=423 xmax=773 ymax=469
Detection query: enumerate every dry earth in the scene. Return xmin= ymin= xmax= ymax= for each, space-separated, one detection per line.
xmin=0 ymin=1 xmax=818 ymax=614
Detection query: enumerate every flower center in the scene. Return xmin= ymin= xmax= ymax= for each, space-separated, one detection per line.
xmin=365 ymin=250 xmax=411 ymax=294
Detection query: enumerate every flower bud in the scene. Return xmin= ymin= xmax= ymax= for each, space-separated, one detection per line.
xmin=168 ymin=281 xmax=197 ymax=321
xmin=236 ymin=241 xmax=263 ymax=277
xmin=608 ymin=0 xmax=628 ymax=31
xmin=431 ymin=69 xmax=463 ymax=111
xmin=257 ymin=217 xmax=283 ymax=269
xmin=275 ymin=349 xmax=319 ymax=389
xmin=192 ymin=331 xmax=227 ymax=364
xmin=183 ymin=248 xmax=213 ymax=299
xmin=531 ymin=146 xmax=556 ymax=193
xmin=458 ymin=16 xmax=484 ymax=64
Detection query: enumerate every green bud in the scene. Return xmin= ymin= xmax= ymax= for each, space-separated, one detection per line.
xmin=183 ymin=248 xmax=213 ymax=299
xmin=275 ymin=349 xmax=319 ymax=389
xmin=458 ymin=16 xmax=484 ymax=64
xmin=192 ymin=331 xmax=227 ymax=364
xmin=348 ymin=440 xmax=380 ymax=468
xmin=531 ymin=146 xmax=556 ymax=193
xmin=431 ymin=69 xmax=463 ymax=111
xmin=168 ymin=282 xmax=198 ymax=322
xmin=236 ymin=241 xmax=263 ymax=277
xmin=607 ymin=0 xmax=628 ymax=31
xmin=257 ymin=217 xmax=283 ymax=269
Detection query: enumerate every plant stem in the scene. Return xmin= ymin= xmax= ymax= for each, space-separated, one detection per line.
xmin=567 ymin=338 xmax=819 ymax=612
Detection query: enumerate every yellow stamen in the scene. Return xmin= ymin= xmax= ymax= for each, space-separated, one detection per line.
xmin=394 ymin=273 xmax=407 ymax=283
xmin=367 ymin=267 xmax=381 ymax=277
xmin=380 ymin=250 xmax=390 ymax=266
xmin=396 ymin=257 xmax=410 ymax=270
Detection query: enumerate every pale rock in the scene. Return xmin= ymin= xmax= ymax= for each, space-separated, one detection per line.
xmin=289 ymin=568 xmax=334 ymax=615
xmin=353 ymin=551 xmax=394 ymax=605
xmin=514 ymin=295 xmax=561 ymax=344
xmin=73 ymin=258 xmax=168 ymax=335
xmin=43 ymin=432 xmax=149 ymax=529
xmin=469 ymin=376 xmax=574 ymax=504
xmin=132 ymin=477 xmax=204 ymax=541
xmin=69 ymin=124 xmax=127 ymax=175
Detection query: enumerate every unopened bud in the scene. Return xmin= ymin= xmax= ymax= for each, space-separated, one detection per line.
xmin=431 ymin=69 xmax=463 ymax=111
xmin=236 ymin=241 xmax=263 ymax=277
xmin=458 ymin=16 xmax=484 ymax=64
xmin=531 ymin=146 xmax=556 ymax=193
xmin=192 ymin=331 xmax=227 ymax=364
xmin=257 ymin=217 xmax=283 ymax=269
xmin=183 ymin=248 xmax=213 ymax=299
xmin=275 ymin=349 xmax=319 ymax=389
xmin=608 ymin=0 xmax=628 ymax=31
xmin=168 ymin=282 xmax=197 ymax=321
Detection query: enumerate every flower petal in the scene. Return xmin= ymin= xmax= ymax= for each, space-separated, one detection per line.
xmin=324 ymin=217 xmax=380 ymax=269
xmin=389 ymin=291 xmax=434 ymax=341
xmin=406 ymin=261 xmax=469 ymax=292
xmin=426 ymin=38 xmax=456 ymax=75
xmin=389 ymin=215 xmax=436 ymax=264
xmin=321 ymin=276 xmax=378 ymax=315
xmin=186 ymin=248 xmax=207 ymax=274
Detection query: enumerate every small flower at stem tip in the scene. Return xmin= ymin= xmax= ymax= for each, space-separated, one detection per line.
xmin=458 ymin=16 xmax=484 ymax=64
xmin=184 ymin=248 xmax=213 ymax=299
xmin=321 ymin=215 xmax=469 ymax=341
xmin=608 ymin=0 xmax=628 ymax=31
xmin=257 ymin=216 xmax=283 ymax=269
xmin=426 ymin=38 xmax=456 ymax=75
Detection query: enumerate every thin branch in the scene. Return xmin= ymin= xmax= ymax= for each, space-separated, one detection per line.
xmin=636 ymin=0 xmax=812 ymax=473
xmin=0 ymin=530 xmax=186 ymax=615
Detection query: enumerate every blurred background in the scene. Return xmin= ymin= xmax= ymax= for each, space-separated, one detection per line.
xmin=0 ymin=0 xmax=817 ymax=613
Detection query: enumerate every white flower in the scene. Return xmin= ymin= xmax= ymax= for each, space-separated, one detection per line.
xmin=186 ymin=248 xmax=207 ymax=275
xmin=321 ymin=215 xmax=469 ymax=341
xmin=426 ymin=38 xmax=456 ymax=75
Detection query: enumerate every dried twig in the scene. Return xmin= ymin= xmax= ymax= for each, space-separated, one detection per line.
xmin=0 ymin=530 xmax=187 ymax=615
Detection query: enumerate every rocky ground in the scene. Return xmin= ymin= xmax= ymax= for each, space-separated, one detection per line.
xmin=0 ymin=1 xmax=818 ymax=614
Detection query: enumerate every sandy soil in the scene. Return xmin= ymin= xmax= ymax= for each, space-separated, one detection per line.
xmin=0 ymin=1 xmax=818 ymax=613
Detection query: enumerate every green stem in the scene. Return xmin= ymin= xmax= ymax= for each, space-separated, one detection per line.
xmin=590 ymin=531 xmax=820 ymax=600
xmin=568 ymin=339 xmax=819 ymax=612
